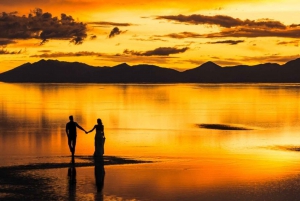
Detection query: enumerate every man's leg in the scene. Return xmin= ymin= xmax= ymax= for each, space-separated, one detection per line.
xmin=68 ymin=137 xmax=73 ymax=153
xmin=72 ymin=137 xmax=77 ymax=156
xmin=68 ymin=135 xmax=77 ymax=156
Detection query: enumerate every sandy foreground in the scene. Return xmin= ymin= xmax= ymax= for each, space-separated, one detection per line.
xmin=0 ymin=156 xmax=153 ymax=200
xmin=2 ymin=154 xmax=300 ymax=201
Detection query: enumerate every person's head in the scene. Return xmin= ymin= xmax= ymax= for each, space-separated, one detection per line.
xmin=97 ymin=118 xmax=102 ymax=125
xmin=69 ymin=115 xmax=74 ymax=121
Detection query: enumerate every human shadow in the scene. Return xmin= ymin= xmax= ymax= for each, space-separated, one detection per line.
xmin=94 ymin=157 xmax=105 ymax=200
xmin=68 ymin=157 xmax=76 ymax=201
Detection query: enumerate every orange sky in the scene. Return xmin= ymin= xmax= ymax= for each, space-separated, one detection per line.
xmin=1 ymin=0 xmax=300 ymax=73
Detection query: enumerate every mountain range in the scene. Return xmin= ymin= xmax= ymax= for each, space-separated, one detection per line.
xmin=1 ymin=58 xmax=300 ymax=83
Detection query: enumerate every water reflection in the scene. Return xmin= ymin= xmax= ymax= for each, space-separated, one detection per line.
xmin=1 ymin=83 xmax=300 ymax=185
xmin=94 ymin=157 xmax=105 ymax=200
xmin=67 ymin=158 xmax=76 ymax=201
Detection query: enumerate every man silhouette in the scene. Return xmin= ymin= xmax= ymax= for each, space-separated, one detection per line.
xmin=66 ymin=115 xmax=86 ymax=156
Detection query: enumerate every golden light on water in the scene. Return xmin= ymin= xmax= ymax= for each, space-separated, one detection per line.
xmin=1 ymin=83 xmax=300 ymax=186
xmin=2 ymin=1 xmax=300 ymax=198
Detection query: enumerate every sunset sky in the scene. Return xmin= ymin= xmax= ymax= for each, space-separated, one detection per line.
xmin=1 ymin=0 xmax=300 ymax=73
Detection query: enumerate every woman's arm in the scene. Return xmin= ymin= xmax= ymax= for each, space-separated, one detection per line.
xmin=86 ymin=125 xmax=96 ymax=134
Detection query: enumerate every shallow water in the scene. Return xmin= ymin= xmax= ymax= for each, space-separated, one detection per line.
xmin=1 ymin=83 xmax=300 ymax=200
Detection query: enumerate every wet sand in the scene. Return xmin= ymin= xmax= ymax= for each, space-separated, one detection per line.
xmin=0 ymin=156 xmax=152 ymax=201
xmin=2 ymin=154 xmax=300 ymax=201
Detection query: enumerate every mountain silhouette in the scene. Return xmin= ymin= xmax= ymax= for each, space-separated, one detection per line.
xmin=1 ymin=58 xmax=300 ymax=83
xmin=182 ymin=61 xmax=222 ymax=82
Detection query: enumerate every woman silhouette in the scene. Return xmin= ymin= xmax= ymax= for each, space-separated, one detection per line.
xmin=86 ymin=118 xmax=105 ymax=157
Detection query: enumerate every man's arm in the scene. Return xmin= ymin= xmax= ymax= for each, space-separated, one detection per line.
xmin=75 ymin=122 xmax=86 ymax=132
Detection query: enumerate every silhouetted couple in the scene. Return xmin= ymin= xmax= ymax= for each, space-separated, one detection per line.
xmin=66 ymin=115 xmax=105 ymax=157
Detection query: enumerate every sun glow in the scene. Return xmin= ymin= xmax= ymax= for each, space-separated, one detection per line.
xmin=0 ymin=0 xmax=300 ymax=72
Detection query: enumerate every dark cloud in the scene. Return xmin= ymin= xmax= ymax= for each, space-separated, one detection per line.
xmin=290 ymin=24 xmax=300 ymax=28
xmin=162 ymin=32 xmax=202 ymax=39
xmin=207 ymin=40 xmax=244 ymax=45
xmin=90 ymin=35 xmax=97 ymax=40
xmin=276 ymin=40 xmax=299 ymax=46
xmin=0 ymin=39 xmax=16 ymax=46
xmin=155 ymin=14 xmax=300 ymax=39
xmin=108 ymin=27 xmax=127 ymax=38
xmin=155 ymin=14 xmax=286 ymax=29
xmin=159 ymin=27 xmax=300 ymax=40
xmin=206 ymin=27 xmax=300 ymax=38
xmin=0 ymin=8 xmax=87 ymax=45
xmin=123 ymin=47 xmax=189 ymax=56
xmin=30 ymin=51 xmax=102 ymax=58
xmin=0 ymin=48 xmax=22 ymax=54
xmin=88 ymin=21 xmax=133 ymax=27
xmin=38 ymin=50 xmax=51 ymax=53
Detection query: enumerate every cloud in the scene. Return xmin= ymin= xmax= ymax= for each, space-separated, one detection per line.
xmin=38 ymin=50 xmax=52 ymax=53
xmin=0 ymin=48 xmax=22 ymax=54
xmin=184 ymin=54 xmax=300 ymax=66
xmin=30 ymin=50 xmax=178 ymax=67
xmin=131 ymin=36 xmax=168 ymax=42
xmin=88 ymin=21 xmax=133 ymax=27
xmin=154 ymin=14 xmax=300 ymax=39
xmin=123 ymin=47 xmax=189 ymax=56
xmin=0 ymin=39 xmax=16 ymax=46
xmin=276 ymin=40 xmax=299 ymax=46
xmin=184 ymin=58 xmax=243 ymax=66
xmin=207 ymin=40 xmax=244 ymax=45
xmin=30 ymin=51 xmax=103 ymax=58
xmin=90 ymin=35 xmax=97 ymax=40
xmin=158 ymin=28 xmax=300 ymax=40
xmin=0 ymin=8 xmax=87 ymax=45
xmin=290 ymin=24 xmax=300 ymax=28
xmin=240 ymin=54 xmax=300 ymax=64
xmin=108 ymin=27 xmax=127 ymax=38
xmin=161 ymin=32 xmax=202 ymax=39
xmin=155 ymin=14 xmax=286 ymax=29
xmin=206 ymin=27 xmax=300 ymax=38
xmin=96 ymin=54 xmax=173 ymax=65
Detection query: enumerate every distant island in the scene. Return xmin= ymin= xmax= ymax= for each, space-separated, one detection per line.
xmin=1 ymin=58 xmax=300 ymax=83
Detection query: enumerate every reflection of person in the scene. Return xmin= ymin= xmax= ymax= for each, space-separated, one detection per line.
xmin=66 ymin=115 xmax=86 ymax=156
xmin=94 ymin=157 xmax=105 ymax=197
xmin=86 ymin=118 xmax=105 ymax=157
xmin=68 ymin=161 xmax=77 ymax=200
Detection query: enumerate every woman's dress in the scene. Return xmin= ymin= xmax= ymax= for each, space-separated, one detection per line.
xmin=94 ymin=125 xmax=105 ymax=157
